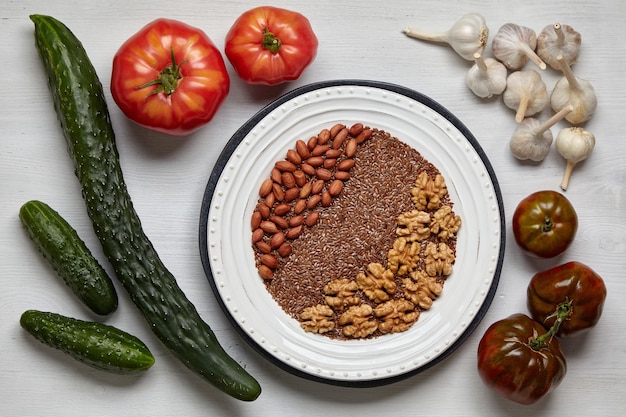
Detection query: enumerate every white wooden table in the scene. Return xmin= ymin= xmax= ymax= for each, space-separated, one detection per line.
xmin=2 ymin=1 xmax=624 ymax=415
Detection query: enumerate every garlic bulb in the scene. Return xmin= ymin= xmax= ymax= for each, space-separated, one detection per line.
xmin=510 ymin=105 xmax=573 ymax=161
xmin=537 ymin=23 xmax=582 ymax=70
xmin=503 ymin=70 xmax=549 ymax=123
xmin=492 ymin=23 xmax=546 ymax=70
xmin=466 ymin=52 xmax=507 ymax=98
xmin=555 ymin=126 xmax=595 ymax=190
xmin=551 ymin=55 xmax=597 ymax=124
xmin=403 ymin=13 xmax=489 ymax=61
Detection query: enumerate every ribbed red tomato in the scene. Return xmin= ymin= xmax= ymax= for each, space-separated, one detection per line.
xmin=111 ymin=19 xmax=230 ymax=136
xmin=224 ymin=6 xmax=318 ymax=85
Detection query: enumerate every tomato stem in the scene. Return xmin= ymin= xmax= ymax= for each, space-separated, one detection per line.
xmin=528 ymin=300 xmax=572 ymax=351
xmin=541 ymin=215 xmax=554 ymax=232
xmin=262 ymin=28 xmax=281 ymax=53
xmin=136 ymin=48 xmax=187 ymax=97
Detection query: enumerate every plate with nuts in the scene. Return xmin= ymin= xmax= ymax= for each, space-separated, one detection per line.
xmin=199 ymin=80 xmax=505 ymax=386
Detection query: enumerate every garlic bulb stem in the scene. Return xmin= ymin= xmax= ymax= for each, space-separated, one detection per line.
xmin=561 ymin=160 xmax=577 ymax=191
xmin=557 ymin=55 xmax=581 ymax=91
xmin=554 ymin=23 xmax=565 ymax=45
xmin=474 ymin=52 xmax=488 ymax=73
xmin=516 ymin=97 xmax=530 ymax=123
xmin=402 ymin=27 xmax=448 ymax=43
xmin=520 ymin=42 xmax=547 ymax=70
xmin=537 ymin=105 xmax=574 ymax=133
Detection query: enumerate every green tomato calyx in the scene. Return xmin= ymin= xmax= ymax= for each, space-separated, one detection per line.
xmin=136 ymin=49 xmax=187 ymax=97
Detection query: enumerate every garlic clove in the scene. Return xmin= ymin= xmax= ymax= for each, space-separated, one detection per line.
xmin=403 ymin=13 xmax=489 ymax=61
xmin=492 ymin=23 xmax=547 ymax=70
xmin=503 ymin=70 xmax=549 ymax=123
xmin=537 ymin=23 xmax=582 ymax=70
xmin=466 ymin=52 xmax=508 ymax=98
xmin=551 ymin=55 xmax=597 ymax=124
xmin=555 ymin=126 xmax=595 ymax=191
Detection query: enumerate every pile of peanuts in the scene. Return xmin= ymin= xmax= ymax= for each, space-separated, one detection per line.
xmin=251 ymin=122 xmax=373 ymax=279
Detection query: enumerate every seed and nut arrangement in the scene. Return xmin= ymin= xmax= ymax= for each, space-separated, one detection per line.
xmin=250 ymin=123 xmax=461 ymax=340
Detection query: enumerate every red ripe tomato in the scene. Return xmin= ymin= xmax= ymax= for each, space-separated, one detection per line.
xmin=477 ymin=314 xmax=567 ymax=405
xmin=527 ymin=261 xmax=607 ymax=336
xmin=111 ymin=19 xmax=230 ymax=136
xmin=512 ymin=190 xmax=578 ymax=258
xmin=224 ymin=6 xmax=318 ymax=85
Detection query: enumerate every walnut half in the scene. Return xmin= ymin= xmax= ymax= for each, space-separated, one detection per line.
xmin=338 ymin=305 xmax=378 ymax=338
xmin=300 ymin=304 xmax=335 ymax=334
xmin=374 ymin=299 xmax=420 ymax=334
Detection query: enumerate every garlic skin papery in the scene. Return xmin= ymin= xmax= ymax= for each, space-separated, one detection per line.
xmin=510 ymin=105 xmax=573 ymax=161
xmin=466 ymin=52 xmax=507 ymax=98
xmin=537 ymin=23 xmax=582 ymax=70
xmin=492 ymin=23 xmax=547 ymax=70
xmin=551 ymin=55 xmax=597 ymax=124
xmin=555 ymin=126 xmax=595 ymax=191
xmin=503 ymin=70 xmax=549 ymax=123
xmin=403 ymin=13 xmax=489 ymax=61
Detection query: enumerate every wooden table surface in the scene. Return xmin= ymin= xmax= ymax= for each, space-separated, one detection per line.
xmin=1 ymin=1 xmax=624 ymax=415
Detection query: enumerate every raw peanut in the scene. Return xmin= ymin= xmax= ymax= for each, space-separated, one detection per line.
xmin=286 ymin=225 xmax=303 ymax=239
xmin=251 ymin=211 xmax=262 ymax=230
xmin=272 ymin=183 xmax=284 ymax=201
xmin=252 ymin=228 xmax=264 ymax=243
xmin=332 ymin=128 xmax=349 ymax=149
xmin=282 ymin=172 xmax=296 ymax=189
xmin=299 ymin=182 xmax=312 ymax=199
xmin=275 ymin=160 xmax=297 ymax=172
xmin=330 ymin=123 xmax=345 ymax=138
xmin=307 ymin=194 xmax=321 ymax=209
xmin=296 ymin=140 xmax=310 ymax=159
xmin=270 ymin=232 xmax=285 ymax=249
xmin=329 ymin=179 xmax=344 ymax=196
xmin=349 ymin=122 xmax=364 ymax=136
xmin=284 ymin=187 xmax=300 ymax=201
xmin=337 ymin=159 xmax=355 ymax=171
xmin=288 ymin=215 xmax=305 ymax=227
xmin=318 ymin=128 xmax=331 ymax=144
xmin=256 ymin=241 xmax=271 ymax=254
xmin=260 ymin=221 xmax=279 ymax=234
xmin=307 ymin=136 xmax=317 ymax=150
xmin=257 ymin=203 xmax=270 ymax=218
xmin=277 ymin=242 xmax=292 ymax=257
xmin=323 ymin=158 xmax=337 ymax=169
xmin=260 ymin=253 xmax=279 ymax=269
xmin=334 ymin=171 xmax=351 ymax=181
xmin=274 ymin=203 xmax=291 ymax=216
xmin=301 ymin=163 xmax=316 ymax=175
xmin=259 ymin=178 xmax=273 ymax=197
xmin=264 ymin=192 xmax=275 ymax=208
xmin=312 ymin=144 xmax=329 ymax=157
xmin=286 ymin=149 xmax=302 ymax=165
xmin=305 ymin=211 xmax=320 ymax=227
xmin=311 ymin=179 xmax=324 ymax=194
xmin=306 ymin=156 xmax=324 ymax=167
xmin=356 ymin=128 xmax=373 ymax=144
xmin=258 ymin=265 xmax=274 ymax=280
xmin=271 ymin=168 xmax=282 ymax=184
xmin=294 ymin=199 xmax=307 ymax=214
xmin=315 ymin=168 xmax=332 ymax=181
xmin=345 ymin=138 xmax=357 ymax=158
xmin=293 ymin=170 xmax=307 ymax=187
xmin=269 ymin=215 xmax=288 ymax=229
xmin=326 ymin=149 xmax=342 ymax=159
xmin=321 ymin=191 xmax=332 ymax=207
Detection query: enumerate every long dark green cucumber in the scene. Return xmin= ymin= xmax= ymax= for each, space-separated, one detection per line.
xmin=20 ymin=309 xmax=154 ymax=373
xmin=19 ymin=200 xmax=118 ymax=315
xmin=30 ymin=14 xmax=261 ymax=401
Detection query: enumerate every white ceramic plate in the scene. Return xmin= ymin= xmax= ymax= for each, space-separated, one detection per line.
xmin=199 ymin=80 xmax=505 ymax=386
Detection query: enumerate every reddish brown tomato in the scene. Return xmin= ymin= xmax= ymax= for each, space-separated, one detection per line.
xmin=224 ymin=6 xmax=318 ymax=85
xmin=528 ymin=261 xmax=607 ymax=336
xmin=512 ymin=190 xmax=578 ymax=258
xmin=111 ymin=19 xmax=230 ymax=136
xmin=477 ymin=314 xmax=567 ymax=405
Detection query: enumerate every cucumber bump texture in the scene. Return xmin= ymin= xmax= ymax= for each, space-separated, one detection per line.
xmin=19 ymin=200 xmax=118 ymax=316
xmin=20 ymin=309 xmax=154 ymax=373
xmin=30 ymin=14 xmax=260 ymax=401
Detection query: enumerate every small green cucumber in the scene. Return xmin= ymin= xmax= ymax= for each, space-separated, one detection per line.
xmin=20 ymin=309 xmax=155 ymax=373
xmin=19 ymin=200 xmax=118 ymax=315
xmin=30 ymin=14 xmax=261 ymax=400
